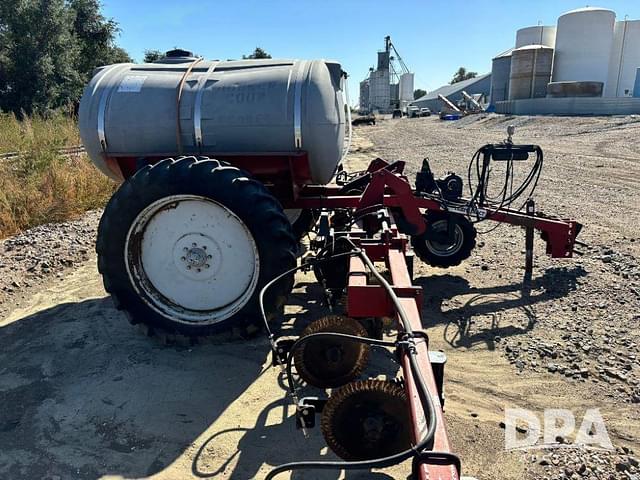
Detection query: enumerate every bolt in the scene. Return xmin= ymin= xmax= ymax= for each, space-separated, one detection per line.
xmin=204 ymin=264 xmax=210 ymax=268
xmin=183 ymin=247 xmax=188 ymax=252
xmin=207 ymin=255 xmax=212 ymax=259
xmin=197 ymin=268 xmax=201 ymax=272
xmin=181 ymin=256 xmax=186 ymax=261
xmin=202 ymin=245 xmax=207 ymax=250
xmin=187 ymin=266 xmax=191 ymax=270
xmin=192 ymin=242 xmax=197 ymax=247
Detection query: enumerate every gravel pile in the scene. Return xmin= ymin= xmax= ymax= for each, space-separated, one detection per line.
xmin=0 ymin=210 xmax=101 ymax=316
xmin=527 ymin=446 xmax=638 ymax=480
xmin=502 ymin=242 xmax=640 ymax=403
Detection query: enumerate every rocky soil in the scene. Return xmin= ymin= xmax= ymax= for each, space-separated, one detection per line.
xmin=356 ymin=114 xmax=640 ymax=480
xmin=0 ymin=115 xmax=638 ymax=480
xmin=0 ymin=211 xmax=101 ymax=318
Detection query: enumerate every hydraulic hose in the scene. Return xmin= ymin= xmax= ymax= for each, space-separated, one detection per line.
xmin=260 ymin=236 xmax=457 ymax=479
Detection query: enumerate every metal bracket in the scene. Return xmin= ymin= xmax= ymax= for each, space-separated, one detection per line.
xmin=193 ymin=62 xmax=220 ymax=150
xmin=272 ymin=338 xmax=296 ymax=366
xmin=293 ymin=60 xmax=308 ymax=150
xmin=296 ymin=397 xmax=327 ymax=429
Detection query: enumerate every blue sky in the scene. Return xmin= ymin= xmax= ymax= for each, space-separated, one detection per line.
xmin=102 ymin=0 xmax=640 ymax=104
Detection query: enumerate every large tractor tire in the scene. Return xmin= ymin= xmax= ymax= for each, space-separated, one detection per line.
xmin=411 ymin=211 xmax=476 ymax=268
xmin=96 ymin=156 xmax=297 ymax=339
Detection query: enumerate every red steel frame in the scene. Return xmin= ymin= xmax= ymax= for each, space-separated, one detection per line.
xmin=115 ymin=151 xmax=578 ymax=478
xmin=113 ymin=153 xmax=578 ymax=259
xmin=346 ymin=221 xmax=459 ymax=480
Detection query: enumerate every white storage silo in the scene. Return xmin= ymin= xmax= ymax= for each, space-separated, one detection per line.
xmin=605 ymin=20 xmax=640 ymax=97
xmin=552 ymin=7 xmax=615 ymax=88
xmin=515 ymin=25 xmax=556 ymax=48
xmin=399 ymin=73 xmax=414 ymax=102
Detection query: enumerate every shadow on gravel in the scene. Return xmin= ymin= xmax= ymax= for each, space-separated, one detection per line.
xmin=191 ymin=396 xmax=396 ymax=480
xmin=0 ymin=297 xmax=265 ymax=479
xmin=415 ymin=266 xmax=587 ymax=350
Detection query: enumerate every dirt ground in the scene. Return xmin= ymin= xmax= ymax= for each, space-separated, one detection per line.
xmin=1 ymin=114 xmax=639 ymax=480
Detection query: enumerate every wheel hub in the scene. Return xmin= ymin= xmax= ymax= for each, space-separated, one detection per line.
xmin=181 ymin=243 xmax=210 ymax=270
xmin=126 ymin=195 xmax=260 ymax=324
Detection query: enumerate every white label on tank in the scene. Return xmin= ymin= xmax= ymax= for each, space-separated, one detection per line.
xmin=117 ymin=75 xmax=147 ymax=93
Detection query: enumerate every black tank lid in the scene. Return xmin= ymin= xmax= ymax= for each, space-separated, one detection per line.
xmin=165 ymin=48 xmax=194 ymax=58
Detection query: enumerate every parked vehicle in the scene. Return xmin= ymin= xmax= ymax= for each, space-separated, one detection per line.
xmin=351 ymin=115 xmax=376 ymax=126
xmin=420 ymin=107 xmax=432 ymax=117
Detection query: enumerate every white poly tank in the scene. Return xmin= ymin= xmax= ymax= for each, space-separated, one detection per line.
xmin=552 ymin=7 xmax=616 ymax=86
xmin=515 ymin=25 xmax=556 ymax=48
xmin=605 ymin=20 xmax=640 ymax=97
xmin=79 ymin=56 xmax=347 ymax=185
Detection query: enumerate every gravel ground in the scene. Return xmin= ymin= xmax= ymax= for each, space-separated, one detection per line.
xmin=0 ymin=114 xmax=638 ymax=480
xmin=0 ymin=211 xmax=101 ymax=318
xmin=354 ymin=114 xmax=640 ymax=479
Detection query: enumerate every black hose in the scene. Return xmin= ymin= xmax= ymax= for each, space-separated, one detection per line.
xmin=466 ymin=144 xmax=544 ymax=227
xmin=263 ymin=237 xmax=448 ymax=479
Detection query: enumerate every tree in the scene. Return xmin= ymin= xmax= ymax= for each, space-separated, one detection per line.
xmin=69 ymin=0 xmax=131 ymax=78
xmin=413 ymin=89 xmax=427 ymax=100
xmin=243 ymin=47 xmax=272 ymax=59
xmin=0 ymin=0 xmax=130 ymax=115
xmin=143 ymin=49 xmax=164 ymax=63
xmin=450 ymin=67 xmax=477 ymax=84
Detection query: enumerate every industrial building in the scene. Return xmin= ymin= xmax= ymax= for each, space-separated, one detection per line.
xmin=359 ymin=36 xmax=414 ymax=113
xmin=410 ymin=74 xmax=492 ymax=113
xmin=491 ymin=7 xmax=640 ymax=115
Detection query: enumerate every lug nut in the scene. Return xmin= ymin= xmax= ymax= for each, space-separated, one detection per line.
xmin=204 ymin=264 xmax=210 ymax=268
xmin=187 ymin=266 xmax=191 ymax=270
xmin=207 ymin=255 xmax=212 ymax=259
xmin=202 ymin=245 xmax=207 ymax=250
xmin=181 ymin=256 xmax=186 ymax=261
xmin=197 ymin=268 xmax=201 ymax=272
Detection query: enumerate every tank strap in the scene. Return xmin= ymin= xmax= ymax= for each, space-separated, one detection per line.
xmin=96 ymin=64 xmax=133 ymax=152
xmin=193 ymin=62 xmax=220 ymax=151
xmin=293 ymin=60 xmax=308 ymax=150
xmin=176 ymin=58 xmax=203 ymax=155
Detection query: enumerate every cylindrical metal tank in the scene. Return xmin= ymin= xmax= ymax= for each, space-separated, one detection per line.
xmin=606 ymin=20 xmax=640 ymax=97
xmin=490 ymin=49 xmax=512 ymax=103
xmin=552 ymin=7 xmax=615 ymax=86
xmin=399 ymin=73 xmax=414 ymax=102
xmin=515 ymin=25 xmax=556 ymax=48
xmin=547 ymin=81 xmax=604 ymax=97
xmin=509 ymin=45 xmax=554 ymax=100
xmin=79 ymin=57 xmax=347 ymax=185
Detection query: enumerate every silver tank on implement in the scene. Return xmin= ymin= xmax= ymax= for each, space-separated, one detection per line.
xmin=79 ymin=55 xmax=348 ymax=185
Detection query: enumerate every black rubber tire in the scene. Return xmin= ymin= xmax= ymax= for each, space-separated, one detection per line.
xmin=412 ymin=211 xmax=476 ymax=268
xmin=290 ymin=209 xmax=316 ymax=240
xmin=96 ymin=156 xmax=297 ymax=339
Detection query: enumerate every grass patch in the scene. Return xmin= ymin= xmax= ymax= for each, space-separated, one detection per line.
xmin=0 ymin=112 xmax=115 ymax=238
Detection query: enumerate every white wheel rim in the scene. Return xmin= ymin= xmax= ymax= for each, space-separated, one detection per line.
xmin=125 ymin=195 xmax=260 ymax=325
xmin=425 ymin=220 xmax=464 ymax=256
